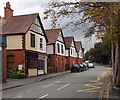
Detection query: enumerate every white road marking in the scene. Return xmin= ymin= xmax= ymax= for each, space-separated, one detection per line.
xmin=43 ymin=84 xmax=53 ymax=88
xmin=47 ymin=84 xmax=53 ymax=87
xmin=55 ymin=81 xmax=60 ymax=83
xmin=57 ymin=83 xmax=70 ymax=91
xmin=26 ymin=90 xmax=32 ymax=93
xmin=39 ymin=94 xmax=48 ymax=99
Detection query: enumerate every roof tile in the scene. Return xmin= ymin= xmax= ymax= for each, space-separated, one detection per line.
xmin=2 ymin=13 xmax=38 ymax=34
xmin=45 ymin=28 xmax=61 ymax=44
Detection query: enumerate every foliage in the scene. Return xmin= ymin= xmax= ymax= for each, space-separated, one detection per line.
xmin=85 ymin=42 xmax=111 ymax=64
xmin=65 ymin=64 xmax=69 ymax=70
xmin=7 ymin=66 xmax=26 ymax=79
xmin=84 ymin=48 xmax=95 ymax=61
xmin=47 ymin=66 xmax=54 ymax=73
xmin=44 ymin=2 xmax=120 ymax=40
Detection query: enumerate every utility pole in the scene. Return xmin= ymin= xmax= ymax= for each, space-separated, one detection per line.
xmin=0 ymin=34 xmax=7 ymax=83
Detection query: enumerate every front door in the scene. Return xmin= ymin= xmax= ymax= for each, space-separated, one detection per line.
xmin=38 ymin=60 xmax=45 ymax=75
xmin=7 ymin=55 xmax=15 ymax=71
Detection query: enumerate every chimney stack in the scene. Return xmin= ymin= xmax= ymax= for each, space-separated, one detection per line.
xmin=4 ymin=2 xmax=13 ymax=19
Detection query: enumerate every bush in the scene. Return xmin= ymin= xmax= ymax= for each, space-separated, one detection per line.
xmin=47 ymin=66 xmax=54 ymax=73
xmin=7 ymin=66 xmax=26 ymax=79
xmin=65 ymin=64 xmax=69 ymax=70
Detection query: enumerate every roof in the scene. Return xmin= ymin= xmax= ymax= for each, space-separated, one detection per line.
xmin=75 ymin=41 xmax=81 ymax=52
xmin=2 ymin=13 xmax=48 ymax=42
xmin=2 ymin=13 xmax=38 ymax=34
xmin=45 ymin=28 xmax=61 ymax=44
xmin=64 ymin=36 xmax=74 ymax=49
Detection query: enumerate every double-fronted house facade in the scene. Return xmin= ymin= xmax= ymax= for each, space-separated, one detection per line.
xmin=75 ymin=41 xmax=84 ymax=64
xmin=64 ymin=37 xmax=77 ymax=69
xmin=2 ymin=2 xmax=48 ymax=77
xmin=45 ymin=28 xmax=66 ymax=72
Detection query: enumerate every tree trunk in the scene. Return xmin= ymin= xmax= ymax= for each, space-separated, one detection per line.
xmin=113 ymin=41 xmax=120 ymax=88
xmin=115 ymin=41 xmax=120 ymax=87
xmin=114 ymin=42 xmax=118 ymax=87
xmin=111 ymin=42 xmax=116 ymax=85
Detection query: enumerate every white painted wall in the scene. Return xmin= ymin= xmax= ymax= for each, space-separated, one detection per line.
xmin=71 ymin=41 xmax=74 ymax=47
xmin=26 ymin=30 xmax=47 ymax=53
xmin=57 ymin=32 xmax=63 ymax=42
xmin=30 ymin=18 xmax=44 ymax=35
xmin=79 ymin=49 xmax=83 ymax=58
xmin=65 ymin=50 xmax=69 ymax=56
xmin=47 ymin=45 xmax=53 ymax=54
xmin=6 ymin=35 xmax=22 ymax=50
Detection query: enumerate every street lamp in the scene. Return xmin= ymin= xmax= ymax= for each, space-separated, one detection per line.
xmin=0 ymin=34 xmax=7 ymax=83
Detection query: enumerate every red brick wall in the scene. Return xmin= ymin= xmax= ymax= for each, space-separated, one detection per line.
xmin=48 ymin=54 xmax=57 ymax=72
xmin=6 ymin=50 xmax=25 ymax=69
xmin=57 ymin=55 xmax=65 ymax=72
xmin=76 ymin=58 xmax=83 ymax=64
xmin=48 ymin=54 xmax=66 ymax=72
xmin=65 ymin=57 xmax=77 ymax=69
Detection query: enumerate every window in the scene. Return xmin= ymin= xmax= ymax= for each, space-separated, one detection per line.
xmin=57 ymin=58 xmax=60 ymax=67
xmin=71 ymin=48 xmax=72 ymax=55
xmin=57 ymin=43 xmax=60 ymax=53
xmin=31 ymin=33 xmax=35 ymax=47
xmin=40 ymin=38 xmax=43 ymax=49
xmin=7 ymin=55 xmax=14 ymax=69
xmin=61 ymin=44 xmax=64 ymax=54
xmin=62 ymin=58 xmax=64 ymax=67
xmin=47 ymin=56 xmax=50 ymax=66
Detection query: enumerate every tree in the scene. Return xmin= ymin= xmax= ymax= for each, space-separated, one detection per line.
xmin=85 ymin=42 xmax=111 ymax=64
xmin=84 ymin=48 xmax=94 ymax=61
xmin=44 ymin=1 xmax=120 ymax=88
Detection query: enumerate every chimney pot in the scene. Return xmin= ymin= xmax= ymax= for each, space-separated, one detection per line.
xmin=6 ymin=2 xmax=11 ymax=9
xmin=4 ymin=2 xmax=13 ymax=19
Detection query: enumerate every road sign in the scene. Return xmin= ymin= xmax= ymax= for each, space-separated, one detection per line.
xmin=0 ymin=34 xmax=7 ymax=47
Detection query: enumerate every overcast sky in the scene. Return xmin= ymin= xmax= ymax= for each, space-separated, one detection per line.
xmin=0 ymin=0 xmax=100 ymax=52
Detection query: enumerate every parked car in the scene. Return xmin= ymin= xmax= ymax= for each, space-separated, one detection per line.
xmin=71 ymin=64 xmax=86 ymax=73
xmin=83 ymin=62 xmax=89 ymax=70
xmin=71 ymin=64 xmax=80 ymax=73
xmin=87 ymin=61 xmax=94 ymax=68
xmin=78 ymin=64 xmax=86 ymax=71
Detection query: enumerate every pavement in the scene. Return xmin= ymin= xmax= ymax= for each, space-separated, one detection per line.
xmin=2 ymin=70 xmax=70 ymax=91
xmin=109 ymin=88 xmax=120 ymax=100
xmin=108 ymin=81 xmax=120 ymax=100
xmin=98 ymin=68 xmax=120 ymax=100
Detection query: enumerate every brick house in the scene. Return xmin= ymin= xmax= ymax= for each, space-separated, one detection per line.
xmin=75 ymin=41 xmax=84 ymax=64
xmin=2 ymin=2 xmax=48 ymax=77
xmin=64 ymin=36 xmax=78 ymax=69
xmin=45 ymin=28 xmax=66 ymax=72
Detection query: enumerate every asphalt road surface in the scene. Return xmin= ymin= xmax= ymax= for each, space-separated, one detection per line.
xmin=2 ymin=65 xmax=111 ymax=99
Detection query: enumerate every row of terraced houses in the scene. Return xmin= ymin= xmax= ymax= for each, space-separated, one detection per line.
xmin=1 ymin=2 xmax=84 ymax=79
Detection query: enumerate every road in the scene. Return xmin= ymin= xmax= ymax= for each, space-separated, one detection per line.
xmin=2 ymin=65 xmax=111 ymax=99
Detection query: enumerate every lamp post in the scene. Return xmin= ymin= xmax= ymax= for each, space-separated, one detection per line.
xmin=0 ymin=34 xmax=7 ymax=83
